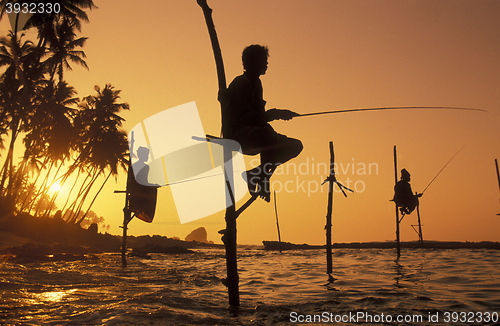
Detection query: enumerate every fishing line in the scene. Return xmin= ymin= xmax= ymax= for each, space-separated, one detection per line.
xmin=421 ymin=145 xmax=465 ymax=194
xmin=160 ymin=108 xmax=483 ymax=187
xmin=159 ymin=171 xmax=230 ymax=187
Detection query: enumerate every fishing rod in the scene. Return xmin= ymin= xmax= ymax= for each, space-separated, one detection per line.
xmin=421 ymin=145 xmax=465 ymax=194
xmin=294 ymin=106 xmax=487 ymax=118
xmin=152 ymin=107 xmax=481 ymax=188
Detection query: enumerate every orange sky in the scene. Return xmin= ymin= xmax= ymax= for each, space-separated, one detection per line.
xmin=2 ymin=0 xmax=499 ymax=245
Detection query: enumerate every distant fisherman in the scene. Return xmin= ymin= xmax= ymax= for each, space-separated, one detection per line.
xmin=128 ymin=147 xmax=159 ymax=223
xmin=393 ymin=169 xmax=422 ymax=215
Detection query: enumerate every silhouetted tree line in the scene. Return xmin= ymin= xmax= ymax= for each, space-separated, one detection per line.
xmin=0 ymin=1 xmax=128 ymax=230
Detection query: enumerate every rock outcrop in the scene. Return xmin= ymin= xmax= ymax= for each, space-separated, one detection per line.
xmin=185 ymin=227 xmax=213 ymax=244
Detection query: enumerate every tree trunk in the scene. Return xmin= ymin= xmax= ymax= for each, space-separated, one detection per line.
xmin=77 ymin=170 xmax=112 ymax=225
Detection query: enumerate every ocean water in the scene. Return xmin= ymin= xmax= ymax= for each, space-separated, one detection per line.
xmin=1 ymin=248 xmax=499 ymax=325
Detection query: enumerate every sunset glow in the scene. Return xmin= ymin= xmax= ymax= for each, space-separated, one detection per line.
xmin=1 ymin=0 xmax=499 ymax=245
xmin=49 ymin=183 xmax=62 ymax=194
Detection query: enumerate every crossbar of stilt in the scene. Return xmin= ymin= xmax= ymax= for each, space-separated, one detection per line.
xmin=410 ymin=222 xmax=424 ymax=248
xmin=235 ymin=195 xmax=258 ymax=217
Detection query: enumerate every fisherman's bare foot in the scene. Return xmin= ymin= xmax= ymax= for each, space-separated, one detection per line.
xmin=256 ymin=175 xmax=271 ymax=202
xmin=245 ymin=166 xmax=272 ymax=202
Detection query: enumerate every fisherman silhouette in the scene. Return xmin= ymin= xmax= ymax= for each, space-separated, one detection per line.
xmin=393 ymin=168 xmax=422 ymax=216
xmin=128 ymin=146 xmax=159 ymax=223
xmin=221 ymin=44 xmax=303 ymax=202
xmin=132 ymin=147 xmax=160 ymax=187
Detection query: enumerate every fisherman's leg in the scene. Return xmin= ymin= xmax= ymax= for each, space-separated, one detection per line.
xmin=237 ymin=127 xmax=302 ymax=202
xmin=233 ymin=126 xmax=275 ymax=200
xmin=243 ymin=127 xmax=280 ymax=202
xmin=235 ymin=126 xmax=302 ymax=167
xmin=257 ymin=133 xmax=303 ymax=201
xmin=261 ymin=134 xmax=303 ymax=173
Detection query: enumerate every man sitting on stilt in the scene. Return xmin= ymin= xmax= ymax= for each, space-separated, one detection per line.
xmin=221 ymin=44 xmax=303 ymax=202
xmin=393 ymin=168 xmax=422 ymax=215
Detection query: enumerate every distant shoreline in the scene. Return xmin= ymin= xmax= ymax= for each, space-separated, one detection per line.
xmin=2 ymin=213 xmax=499 ymax=262
xmin=0 ymin=213 xmax=223 ymax=262
xmin=262 ymin=240 xmax=500 ymax=250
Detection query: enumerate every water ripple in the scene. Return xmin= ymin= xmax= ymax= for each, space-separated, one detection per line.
xmin=1 ymin=249 xmax=499 ymax=325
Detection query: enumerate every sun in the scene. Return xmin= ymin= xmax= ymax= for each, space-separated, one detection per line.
xmin=49 ymin=182 xmax=62 ymax=193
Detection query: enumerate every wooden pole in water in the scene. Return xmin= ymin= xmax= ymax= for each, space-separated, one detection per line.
xmin=222 ymin=151 xmax=239 ymax=307
xmin=273 ymin=191 xmax=282 ymax=253
xmin=121 ymin=209 xmax=131 ymax=267
xmin=197 ymin=0 xmax=239 ymax=307
xmin=326 ymin=142 xmax=334 ymax=274
xmin=121 ymin=131 xmax=135 ymax=267
xmin=496 ymin=159 xmax=500 ymax=216
xmin=416 ymin=200 xmax=424 ymax=247
xmin=393 ymin=146 xmax=401 ymax=258
xmin=495 ymin=159 xmax=500 ymax=201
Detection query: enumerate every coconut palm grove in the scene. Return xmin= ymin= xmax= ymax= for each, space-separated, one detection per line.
xmin=0 ymin=1 xmax=128 ymax=231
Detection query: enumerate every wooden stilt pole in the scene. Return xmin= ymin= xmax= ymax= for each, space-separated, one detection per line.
xmin=326 ymin=142 xmax=334 ymax=275
xmin=222 ymin=146 xmax=239 ymax=307
xmin=496 ymin=159 xmax=500 ymax=200
xmin=121 ymin=209 xmax=131 ymax=267
xmin=496 ymin=159 xmax=500 ymax=216
xmin=223 ymin=209 xmax=239 ymax=306
xmin=394 ymin=146 xmax=401 ymax=258
xmin=121 ymin=131 xmax=135 ymax=267
xmin=196 ymin=0 xmax=240 ymax=307
xmin=416 ymin=201 xmax=424 ymax=248
xmin=273 ymin=191 xmax=282 ymax=253
xmin=322 ymin=141 xmax=353 ymax=277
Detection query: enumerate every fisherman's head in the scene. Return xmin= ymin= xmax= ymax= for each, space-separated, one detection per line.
xmin=137 ymin=146 xmax=150 ymax=162
xmin=401 ymin=168 xmax=411 ymax=181
xmin=242 ymin=44 xmax=269 ymax=76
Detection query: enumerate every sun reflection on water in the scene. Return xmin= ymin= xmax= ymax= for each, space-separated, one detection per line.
xmin=34 ymin=289 xmax=77 ymax=303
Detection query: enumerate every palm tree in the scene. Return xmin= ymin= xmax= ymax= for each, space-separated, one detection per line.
xmin=17 ymin=81 xmax=79 ymax=213
xmin=62 ymin=84 xmax=129 ymax=223
xmin=76 ymin=128 xmax=128 ymax=224
xmin=0 ymin=75 xmax=9 ymax=152
xmin=0 ymin=1 xmax=101 ymax=218
xmin=0 ymin=32 xmax=37 ymax=209
xmin=0 ymin=31 xmax=35 ymax=86
xmin=44 ymin=18 xmax=88 ymax=82
xmin=0 ymin=1 xmax=32 ymax=36
xmin=30 ymin=81 xmax=79 ymax=161
xmin=0 ymin=0 xmax=98 ymax=47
